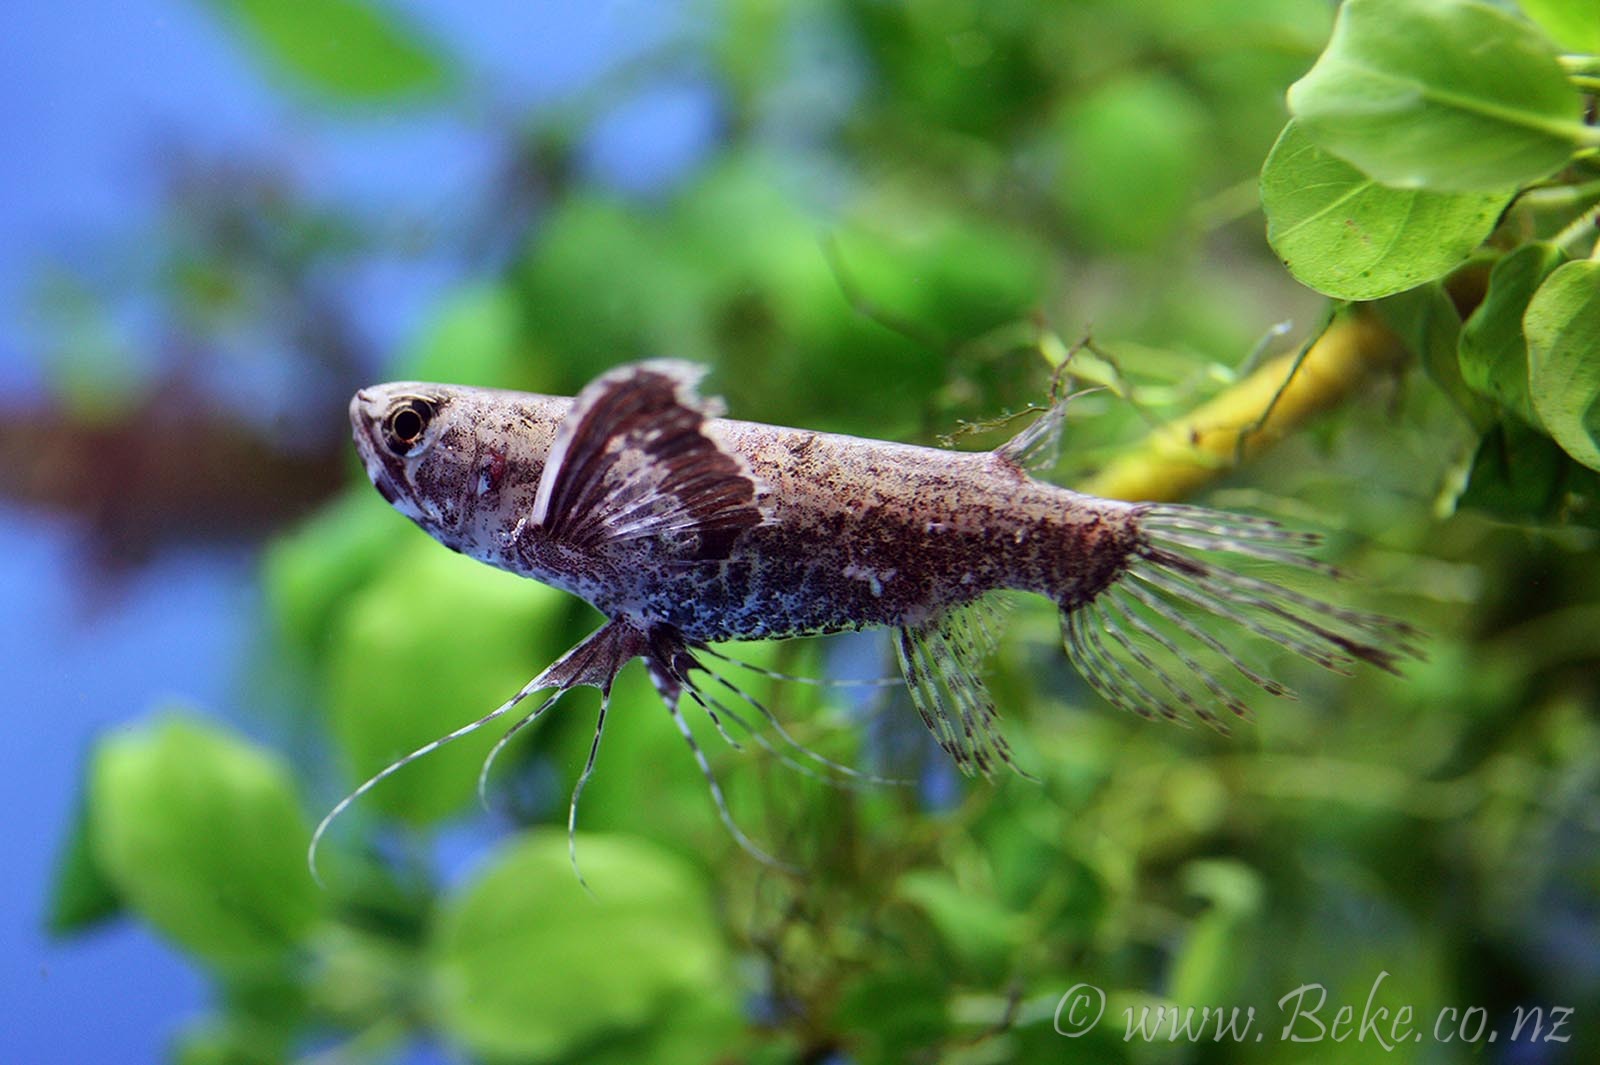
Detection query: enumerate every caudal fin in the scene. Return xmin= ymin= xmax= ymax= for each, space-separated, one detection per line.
xmin=1062 ymin=503 xmax=1423 ymax=730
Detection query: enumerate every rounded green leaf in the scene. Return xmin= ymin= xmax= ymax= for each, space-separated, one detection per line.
xmin=1287 ymin=0 xmax=1589 ymax=192
xmin=1526 ymin=259 xmax=1600 ymax=471
xmin=1457 ymin=419 xmax=1572 ymax=521
xmin=1518 ymin=0 xmax=1600 ymax=52
xmin=1261 ymin=121 xmax=1510 ymax=299
xmin=327 ymin=536 xmax=570 ymax=824
xmin=1054 ymin=73 xmax=1207 ymax=252
xmin=896 ymin=869 xmax=1023 ymax=975
xmin=398 ymin=283 xmax=533 ymax=388
xmin=1377 ymin=281 xmax=1494 ymax=428
xmin=90 ymin=713 xmax=320 ymax=971
xmin=1459 ymin=242 xmax=1566 ymax=425
xmin=430 ymin=830 xmax=738 ymax=1061
xmin=264 ymin=489 xmax=404 ymax=666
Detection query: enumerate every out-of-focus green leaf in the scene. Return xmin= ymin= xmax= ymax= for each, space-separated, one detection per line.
xmin=264 ymin=489 xmax=403 ymax=665
xmin=516 ymin=194 xmax=700 ymax=382
xmin=1168 ymin=860 xmax=1263 ymax=1006
xmin=1261 ymin=122 xmax=1509 ymax=299
xmin=430 ymin=830 xmax=738 ymax=1061
xmin=326 ymin=538 xmax=569 ymax=824
xmin=398 ymin=283 xmax=533 ymax=389
xmin=844 ymin=0 xmax=1051 ymax=141
xmin=711 ymin=0 xmax=786 ymax=110
xmin=1376 ymin=279 xmax=1492 ymax=427
xmin=896 ymin=869 xmax=1023 ymax=974
xmin=45 ymin=783 xmax=123 ymax=936
xmin=203 ymin=0 xmax=451 ymax=103
xmin=1457 ymin=418 xmax=1570 ymax=520
xmin=1518 ymin=0 xmax=1600 ymax=52
xmin=1526 ymin=259 xmax=1600 ymax=472
xmin=835 ymin=969 xmax=950 ymax=1065
xmin=1287 ymin=0 xmax=1588 ymax=192
xmin=1054 ymin=73 xmax=1206 ymax=252
xmin=1459 ymin=243 xmax=1565 ymax=426
xmin=827 ymin=213 xmax=1047 ymax=340
xmin=89 ymin=712 xmax=320 ymax=971
xmin=173 ymin=1014 xmax=295 ymax=1065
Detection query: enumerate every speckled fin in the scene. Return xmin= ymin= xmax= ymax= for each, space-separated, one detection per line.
xmin=894 ymin=594 xmax=1026 ymax=779
xmin=532 ymin=360 xmax=766 ymax=559
xmin=1060 ymin=503 xmax=1424 ymax=731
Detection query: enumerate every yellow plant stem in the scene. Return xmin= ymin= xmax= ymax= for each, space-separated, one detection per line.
xmin=1082 ymin=309 xmax=1409 ymax=503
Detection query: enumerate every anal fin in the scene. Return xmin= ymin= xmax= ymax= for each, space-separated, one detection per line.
xmin=893 ymin=595 xmax=1026 ymax=779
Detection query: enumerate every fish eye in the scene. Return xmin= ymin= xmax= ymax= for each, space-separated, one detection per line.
xmin=382 ymin=398 xmax=435 ymax=456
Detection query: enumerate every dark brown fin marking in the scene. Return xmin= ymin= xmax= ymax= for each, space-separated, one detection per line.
xmin=311 ymin=620 xmax=646 ymax=885
xmin=893 ymin=595 xmax=1032 ymax=780
xmin=1060 ymin=503 xmax=1423 ymax=731
xmin=531 ymin=360 xmax=766 ymax=559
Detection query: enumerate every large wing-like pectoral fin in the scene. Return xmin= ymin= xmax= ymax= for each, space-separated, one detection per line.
xmin=531 ymin=360 xmax=767 ymax=559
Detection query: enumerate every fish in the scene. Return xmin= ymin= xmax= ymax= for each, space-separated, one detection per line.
xmin=312 ymin=359 xmax=1420 ymax=878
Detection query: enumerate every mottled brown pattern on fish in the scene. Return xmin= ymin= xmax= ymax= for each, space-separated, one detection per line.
xmin=624 ymin=421 xmax=1142 ymax=641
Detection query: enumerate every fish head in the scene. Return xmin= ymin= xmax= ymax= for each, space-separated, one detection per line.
xmin=349 ymin=382 xmax=566 ymax=562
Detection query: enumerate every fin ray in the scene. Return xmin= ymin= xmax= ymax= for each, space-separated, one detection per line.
xmin=531 ymin=361 xmax=765 ymax=559
xmin=893 ymin=596 xmax=1027 ymax=779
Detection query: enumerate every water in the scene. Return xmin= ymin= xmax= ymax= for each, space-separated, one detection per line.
xmin=1 ymin=0 xmax=702 ymax=1058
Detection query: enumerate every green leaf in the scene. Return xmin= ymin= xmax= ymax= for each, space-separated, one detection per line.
xmin=1518 ymin=0 xmax=1600 ymax=52
xmin=1376 ymin=279 xmax=1493 ymax=427
xmin=1526 ymin=259 xmax=1600 ymax=471
xmin=430 ymin=830 xmax=738 ymax=1061
xmin=1169 ymin=861 xmax=1263 ymax=1006
xmin=1261 ymin=121 xmax=1510 ymax=299
xmin=89 ymin=712 xmax=320 ymax=971
xmin=518 ymin=194 xmax=700 ymax=381
xmin=1459 ymin=243 xmax=1566 ymax=425
xmin=263 ymin=489 xmax=403 ymax=666
xmin=398 ymin=284 xmax=531 ymax=388
xmin=1287 ymin=0 xmax=1589 ymax=192
xmin=45 ymin=782 xmax=123 ymax=936
xmin=1054 ymin=73 xmax=1208 ymax=252
xmin=203 ymin=0 xmax=451 ymax=103
xmin=326 ymin=538 xmax=569 ymax=824
xmin=896 ymin=869 xmax=1023 ymax=974
xmin=1458 ymin=418 xmax=1571 ymax=520
xmin=835 ymin=969 xmax=951 ymax=1065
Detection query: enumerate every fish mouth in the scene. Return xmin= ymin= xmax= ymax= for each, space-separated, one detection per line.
xmin=349 ymin=388 xmax=402 ymax=505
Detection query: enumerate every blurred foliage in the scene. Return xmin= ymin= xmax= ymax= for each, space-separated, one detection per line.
xmin=41 ymin=0 xmax=1600 ymax=1062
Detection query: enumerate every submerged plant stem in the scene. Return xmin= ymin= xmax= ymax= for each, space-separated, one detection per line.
xmin=1081 ymin=310 xmax=1409 ymax=503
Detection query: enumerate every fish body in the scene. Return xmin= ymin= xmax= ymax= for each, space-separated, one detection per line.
xmin=352 ymin=376 xmax=1137 ymax=643
xmin=319 ymin=359 xmax=1417 ymax=875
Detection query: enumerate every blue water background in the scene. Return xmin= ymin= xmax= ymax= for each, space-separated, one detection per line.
xmin=1 ymin=1 xmax=707 ymax=1059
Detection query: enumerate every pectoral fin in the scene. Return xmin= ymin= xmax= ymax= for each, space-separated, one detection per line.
xmin=531 ymin=360 xmax=767 ymax=560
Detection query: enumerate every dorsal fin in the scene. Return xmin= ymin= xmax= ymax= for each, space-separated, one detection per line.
xmin=531 ymin=360 xmax=767 ymax=559
xmin=994 ymin=404 xmax=1065 ymax=472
